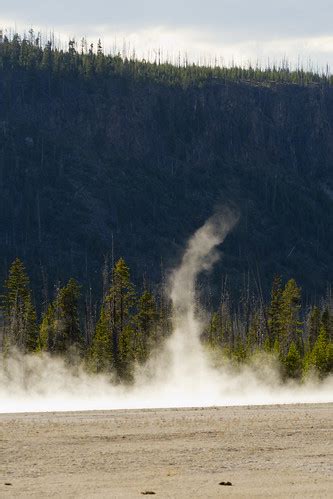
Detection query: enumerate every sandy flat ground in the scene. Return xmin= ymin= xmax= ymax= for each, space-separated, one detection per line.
xmin=0 ymin=404 xmax=332 ymax=498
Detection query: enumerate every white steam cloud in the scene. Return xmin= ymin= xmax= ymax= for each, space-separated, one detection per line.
xmin=0 ymin=212 xmax=332 ymax=413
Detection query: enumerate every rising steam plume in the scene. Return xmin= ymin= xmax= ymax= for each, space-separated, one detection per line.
xmin=0 ymin=212 xmax=332 ymax=413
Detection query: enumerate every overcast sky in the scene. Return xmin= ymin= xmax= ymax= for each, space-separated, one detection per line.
xmin=1 ymin=1 xmax=333 ymax=68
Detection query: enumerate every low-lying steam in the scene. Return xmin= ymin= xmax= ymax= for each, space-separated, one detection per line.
xmin=1 ymin=213 xmax=332 ymax=413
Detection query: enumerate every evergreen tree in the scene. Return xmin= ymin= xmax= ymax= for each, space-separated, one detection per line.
xmin=284 ymin=341 xmax=302 ymax=378
xmin=309 ymin=322 xmax=333 ymax=376
xmin=88 ymin=258 xmax=137 ymax=378
xmin=107 ymin=258 xmax=136 ymax=378
xmin=280 ymin=279 xmax=302 ymax=355
xmin=134 ymin=290 xmax=158 ymax=363
xmin=268 ymin=275 xmax=283 ymax=348
xmin=89 ymin=305 xmax=112 ymax=372
xmin=321 ymin=308 xmax=333 ymax=342
xmin=41 ymin=41 xmax=52 ymax=70
xmin=118 ymin=324 xmax=135 ymax=380
xmin=96 ymin=39 xmax=105 ymax=73
xmin=38 ymin=278 xmax=82 ymax=354
xmin=307 ymin=306 xmax=321 ymax=349
xmin=1 ymin=258 xmax=37 ymax=352
xmin=38 ymin=304 xmax=56 ymax=352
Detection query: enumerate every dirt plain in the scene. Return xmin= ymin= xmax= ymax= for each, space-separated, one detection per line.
xmin=0 ymin=403 xmax=332 ymax=498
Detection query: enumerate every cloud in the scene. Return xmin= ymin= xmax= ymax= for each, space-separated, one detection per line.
xmin=2 ymin=0 xmax=333 ymax=37
xmin=1 ymin=1 xmax=333 ymax=68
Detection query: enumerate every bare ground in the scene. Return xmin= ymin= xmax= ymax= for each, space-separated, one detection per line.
xmin=0 ymin=404 xmax=332 ymax=498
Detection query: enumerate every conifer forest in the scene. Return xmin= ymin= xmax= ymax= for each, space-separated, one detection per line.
xmin=1 ymin=256 xmax=333 ymax=381
xmin=1 ymin=34 xmax=333 ymax=381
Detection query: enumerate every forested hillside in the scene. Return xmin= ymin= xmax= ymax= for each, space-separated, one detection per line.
xmin=1 ymin=33 xmax=333 ymax=299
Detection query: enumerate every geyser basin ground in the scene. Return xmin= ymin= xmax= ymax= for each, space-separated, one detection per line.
xmin=1 ymin=404 xmax=332 ymax=498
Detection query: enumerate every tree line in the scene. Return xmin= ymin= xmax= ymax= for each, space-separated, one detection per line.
xmin=0 ymin=31 xmax=332 ymax=88
xmin=205 ymin=275 xmax=333 ymax=378
xmin=1 ymin=258 xmax=332 ymax=381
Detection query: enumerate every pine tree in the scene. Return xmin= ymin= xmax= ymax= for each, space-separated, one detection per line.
xmin=307 ymin=306 xmax=321 ymax=349
xmin=89 ymin=305 xmax=112 ymax=372
xmin=284 ymin=341 xmax=302 ymax=378
xmin=54 ymin=278 xmax=82 ymax=352
xmin=96 ymin=39 xmax=105 ymax=73
xmin=38 ymin=278 xmax=82 ymax=354
xmin=88 ymin=258 xmax=137 ymax=377
xmin=41 ymin=41 xmax=52 ymax=70
xmin=107 ymin=258 xmax=136 ymax=378
xmin=118 ymin=324 xmax=135 ymax=380
xmin=1 ymin=258 xmax=37 ymax=352
xmin=24 ymin=297 xmax=38 ymax=352
xmin=309 ymin=322 xmax=333 ymax=376
xmin=38 ymin=304 xmax=56 ymax=351
xmin=268 ymin=275 xmax=283 ymax=348
xmin=321 ymin=308 xmax=332 ymax=342
xmin=280 ymin=279 xmax=302 ymax=355
xmin=134 ymin=290 xmax=158 ymax=363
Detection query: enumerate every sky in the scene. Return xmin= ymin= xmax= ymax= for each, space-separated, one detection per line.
xmin=1 ymin=0 xmax=333 ymax=68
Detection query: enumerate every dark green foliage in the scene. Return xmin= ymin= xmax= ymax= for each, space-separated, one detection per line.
xmin=1 ymin=36 xmax=333 ymax=299
xmin=307 ymin=306 xmax=321 ymax=349
xmin=38 ymin=303 xmax=56 ymax=351
xmin=268 ymin=276 xmax=283 ymax=348
xmin=88 ymin=258 xmax=137 ymax=379
xmin=89 ymin=306 xmax=113 ymax=373
xmin=133 ymin=290 xmax=159 ymax=364
xmin=88 ymin=261 xmax=161 ymax=380
xmin=307 ymin=320 xmax=333 ymax=376
xmin=0 ymin=34 xmax=332 ymax=379
xmin=2 ymin=258 xmax=30 ymax=312
xmin=55 ymin=278 xmax=82 ymax=352
xmin=284 ymin=341 xmax=302 ymax=379
xmin=279 ymin=279 xmax=303 ymax=354
xmin=321 ymin=308 xmax=333 ymax=342
xmin=38 ymin=278 xmax=82 ymax=354
xmin=1 ymin=256 xmax=333 ymax=380
xmin=108 ymin=258 xmax=136 ymax=378
xmin=1 ymin=258 xmax=37 ymax=352
xmin=0 ymin=32 xmax=331 ymax=86
xmin=204 ymin=275 xmax=333 ymax=379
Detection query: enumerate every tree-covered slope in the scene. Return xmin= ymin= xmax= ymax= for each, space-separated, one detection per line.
xmin=1 ymin=36 xmax=333 ymax=297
